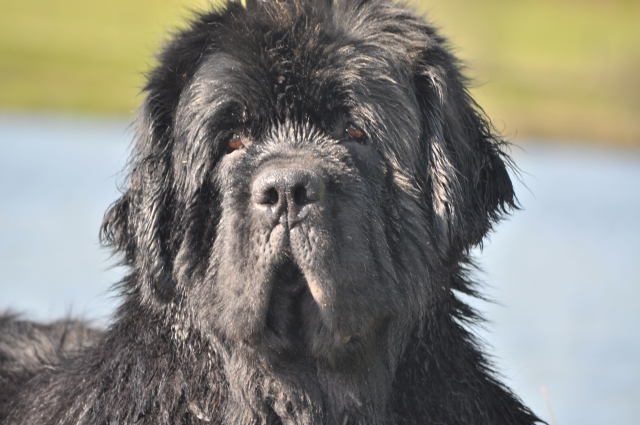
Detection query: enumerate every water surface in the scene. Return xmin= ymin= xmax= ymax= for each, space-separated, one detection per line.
xmin=1 ymin=114 xmax=638 ymax=425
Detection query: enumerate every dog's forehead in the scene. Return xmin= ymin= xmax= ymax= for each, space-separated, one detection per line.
xmin=172 ymin=1 xmax=424 ymax=177
xmin=202 ymin=37 xmax=351 ymax=123
xmin=192 ymin=5 xmax=415 ymax=116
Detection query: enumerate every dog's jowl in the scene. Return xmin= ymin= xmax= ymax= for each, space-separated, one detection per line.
xmin=0 ymin=0 xmax=541 ymax=424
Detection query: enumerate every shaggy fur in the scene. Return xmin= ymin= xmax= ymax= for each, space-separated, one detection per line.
xmin=0 ymin=0 xmax=541 ymax=423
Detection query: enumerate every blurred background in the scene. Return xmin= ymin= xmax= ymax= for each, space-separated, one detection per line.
xmin=0 ymin=0 xmax=638 ymax=424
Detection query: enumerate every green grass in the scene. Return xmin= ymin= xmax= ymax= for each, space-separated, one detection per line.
xmin=1 ymin=0 xmax=639 ymax=145
xmin=417 ymin=0 xmax=640 ymax=146
xmin=0 ymin=0 xmax=212 ymax=113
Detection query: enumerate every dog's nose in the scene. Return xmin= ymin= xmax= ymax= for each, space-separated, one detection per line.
xmin=252 ymin=168 xmax=325 ymax=225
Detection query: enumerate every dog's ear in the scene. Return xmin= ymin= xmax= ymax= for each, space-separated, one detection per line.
xmin=412 ymin=41 xmax=516 ymax=258
xmin=100 ymin=11 xmax=234 ymax=302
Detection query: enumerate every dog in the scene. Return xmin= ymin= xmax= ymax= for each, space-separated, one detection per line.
xmin=0 ymin=0 xmax=541 ymax=423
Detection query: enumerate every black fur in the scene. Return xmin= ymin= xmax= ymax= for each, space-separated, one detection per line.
xmin=0 ymin=0 xmax=541 ymax=423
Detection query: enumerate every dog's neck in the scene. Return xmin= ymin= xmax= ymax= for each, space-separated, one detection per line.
xmin=83 ymin=303 xmax=397 ymax=425
xmin=218 ymin=342 xmax=396 ymax=424
xmin=5 ymin=296 xmax=536 ymax=425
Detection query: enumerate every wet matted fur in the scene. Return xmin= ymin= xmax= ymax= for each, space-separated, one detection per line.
xmin=0 ymin=0 xmax=541 ymax=423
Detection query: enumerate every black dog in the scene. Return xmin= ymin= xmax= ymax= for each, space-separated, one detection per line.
xmin=0 ymin=0 xmax=541 ymax=423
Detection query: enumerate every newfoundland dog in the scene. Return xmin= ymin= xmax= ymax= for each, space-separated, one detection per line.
xmin=0 ymin=0 xmax=541 ymax=423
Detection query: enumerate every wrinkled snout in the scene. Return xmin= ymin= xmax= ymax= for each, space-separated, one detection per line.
xmin=252 ymin=167 xmax=325 ymax=226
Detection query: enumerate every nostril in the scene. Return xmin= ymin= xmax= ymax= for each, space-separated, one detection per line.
xmin=254 ymin=186 xmax=280 ymax=206
xmin=300 ymin=175 xmax=324 ymax=203
xmin=293 ymin=185 xmax=309 ymax=206
xmin=264 ymin=188 xmax=279 ymax=205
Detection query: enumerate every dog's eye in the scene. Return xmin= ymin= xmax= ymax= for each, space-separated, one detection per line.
xmin=345 ymin=124 xmax=366 ymax=143
xmin=227 ymin=133 xmax=244 ymax=151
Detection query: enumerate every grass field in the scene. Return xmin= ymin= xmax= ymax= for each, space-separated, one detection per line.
xmin=1 ymin=0 xmax=639 ymax=145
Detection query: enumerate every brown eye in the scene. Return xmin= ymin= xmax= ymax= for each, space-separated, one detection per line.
xmin=346 ymin=124 xmax=366 ymax=142
xmin=227 ymin=133 xmax=244 ymax=150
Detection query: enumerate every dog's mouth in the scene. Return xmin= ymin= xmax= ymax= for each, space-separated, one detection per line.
xmin=247 ymin=258 xmax=372 ymax=367
xmin=216 ymin=213 xmax=389 ymax=365
xmin=261 ymin=261 xmax=312 ymax=356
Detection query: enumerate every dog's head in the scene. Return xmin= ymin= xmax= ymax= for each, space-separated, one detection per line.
xmin=102 ymin=0 xmax=514 ymax=369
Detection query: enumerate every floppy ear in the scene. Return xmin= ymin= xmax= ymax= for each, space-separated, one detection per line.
xmin=100 ymin=10 xmax=236 ymax=302
xmin=413 ymin=43 xmax=516 ymax=258
xmin=100 ymin=103 xmax=178 ymax=302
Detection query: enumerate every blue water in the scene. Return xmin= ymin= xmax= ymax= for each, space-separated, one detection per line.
xmin=1 ymin=114 xmax=639 ymax=425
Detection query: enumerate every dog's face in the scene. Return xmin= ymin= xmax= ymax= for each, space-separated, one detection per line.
xmin=178 ymin=2 xmax=432 ymax=365
xmin=102 ymin=0 xmax=515 ymax=412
